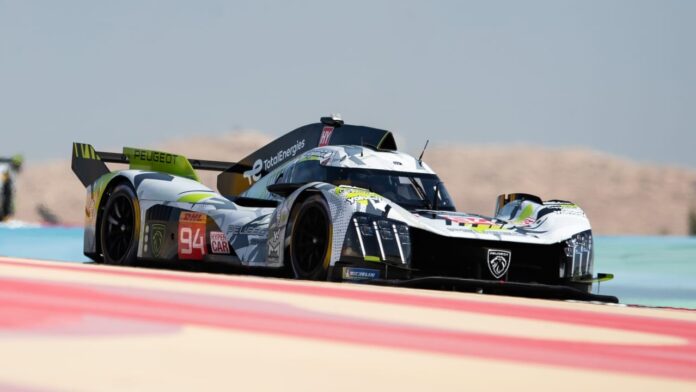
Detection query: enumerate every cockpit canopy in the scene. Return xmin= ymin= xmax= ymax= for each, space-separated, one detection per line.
xmin=242 ymin=146 xmax=456 ymax=211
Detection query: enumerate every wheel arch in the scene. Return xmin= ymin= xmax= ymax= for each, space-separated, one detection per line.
xmin=284 ymin=183 xmax=380 ymax=271
xmin=275 ymin=185 xmax=328 ymax=268
xmin=283 ymin=187 xmax=326 ymax=248
xmin=285 ymin=190 xmax=333 ymax=279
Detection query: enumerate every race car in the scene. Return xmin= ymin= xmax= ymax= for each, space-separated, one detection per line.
xmin=0 ymin=155 xmax=23 ymax=221
xmin=71 ymin=116 xmax=616 ymax=302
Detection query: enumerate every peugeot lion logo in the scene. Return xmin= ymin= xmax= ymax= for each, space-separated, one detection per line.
xmin=487 ymin=249 xmax=511 ymax=279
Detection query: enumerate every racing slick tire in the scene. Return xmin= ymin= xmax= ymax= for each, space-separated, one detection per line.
xmin=288 ymin=195 xmax=332 ymax=280
xmin=100 ymin=183 xmax=140 ymax=266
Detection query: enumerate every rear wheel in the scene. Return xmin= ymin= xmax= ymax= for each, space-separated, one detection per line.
xmin=100 ymin=184 xmax=140 ymax=266
xmin=288 ymin=195 xmax=332 ymax=280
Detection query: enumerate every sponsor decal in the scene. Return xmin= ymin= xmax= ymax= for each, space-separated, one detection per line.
xmin=132 ymin=149 xmax=176 ymax=164
xmin=537 ymin=205 xmax=584 ymax=219
xmin=435 ymin=214 xmax=508 ymax=233
xmin=178 ymin=212 xmax=206 ymax=260
xmin=267 ymin=224 xmax=281 ymax=260
xmin=262 ymin=139 xmax=306 ymax=172
xmin=445 ymin=227 xmax=471 ymax=233
xmin=180 ymin=211 xmax=207 ymax=223
xmin=441 ymin=215 xmax=494 ymax=225
xmin=342 ymin=267 xmax=381 ymax=281
xmin=487 ymin=249 xmax=511 ymax=279
xmin=150 ymin=223 xmax=166 ymax=258
xmin=319 ymin=126 xmax=334 ymax=147
xmin=227 ymin=224 xmax=268 ymax=237
xmin=209 ymin=231 xmax=230 ymax=254
xmin=243 ymin=139 xmax=306 ymax=184
xmin=335 ymin=186 xmax=382 ymax=206
xmin=243 ymin=159 xmax=264 ymax=184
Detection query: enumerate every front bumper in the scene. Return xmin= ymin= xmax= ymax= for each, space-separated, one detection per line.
xmin=331 ymin=259 xmax=617 ymax=303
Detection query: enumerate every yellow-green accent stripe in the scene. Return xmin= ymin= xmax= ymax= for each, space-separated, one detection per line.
xmin=177 ymin=193 xmax=214 ymax=203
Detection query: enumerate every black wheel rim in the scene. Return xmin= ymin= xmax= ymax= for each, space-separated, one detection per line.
xmin=104 ymin=194 xmax=135 ymax=261
xmin=293 ymin=205 xmax=328 ymax=275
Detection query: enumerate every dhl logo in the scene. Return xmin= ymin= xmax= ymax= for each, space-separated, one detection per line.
xmin=179 ymin=211 xmax=207 ymax=224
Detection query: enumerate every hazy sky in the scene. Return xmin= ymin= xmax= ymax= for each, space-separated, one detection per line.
xmin=1 ymin=0 xmax=694 ymax=166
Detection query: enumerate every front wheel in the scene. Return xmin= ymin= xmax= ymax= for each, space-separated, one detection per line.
xmin=100 ymin=184 xmax=140 ymax=266
xmin=288 ymin=195 xmax=332 ymax=280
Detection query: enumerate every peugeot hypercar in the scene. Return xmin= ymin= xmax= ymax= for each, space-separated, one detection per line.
xmin=0 ymin=155 xmax=22 ymax=221
xmin=71 ymin=116 xmax=615 ymax=302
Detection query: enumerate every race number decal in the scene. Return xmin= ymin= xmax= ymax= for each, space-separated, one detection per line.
xmin=178 ymin=212 xmax=207 ymax=260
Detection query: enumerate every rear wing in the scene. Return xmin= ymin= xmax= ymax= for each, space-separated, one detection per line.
xmin=217 ymin=117 xmax=397 ymax=197
xmin=71 ymin=142 xmax=235 ymax=187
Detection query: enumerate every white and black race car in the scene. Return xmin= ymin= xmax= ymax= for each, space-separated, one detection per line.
xmin=71 ymin=116 xmax=616 ymax=302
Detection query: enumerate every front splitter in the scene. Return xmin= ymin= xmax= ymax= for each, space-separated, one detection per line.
xmin=367 ymin=276 xmax=620 ymax=303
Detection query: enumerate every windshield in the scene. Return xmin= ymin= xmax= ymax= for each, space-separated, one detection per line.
xmin=283 ymin=160 xmax=456 ymax=211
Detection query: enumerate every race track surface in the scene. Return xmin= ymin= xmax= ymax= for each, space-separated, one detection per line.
xmin=1 ymin=256 xmax=695 ymax=391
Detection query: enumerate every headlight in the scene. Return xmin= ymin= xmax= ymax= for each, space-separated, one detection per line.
xmin=560 ymin=230 xmax=593 ymax=278
xmin=341 ymin=213 xmax=411 ymax=264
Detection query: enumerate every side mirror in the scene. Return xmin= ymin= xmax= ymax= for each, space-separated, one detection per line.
xmin=495 ymin=193 xmax=543 ymax=216
xmin=266 ymin=183 xmax=303 ymax=198
xmin=432 ymin=181 xmax=443 ymax=211
xmin=494 ymin=194 xmax=507 ymax=216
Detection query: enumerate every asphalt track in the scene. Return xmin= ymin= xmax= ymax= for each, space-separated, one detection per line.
xmin=1 ymin=256 xmax=695 ymax=391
